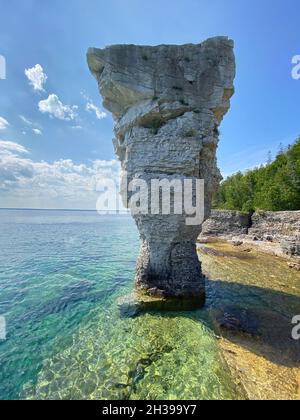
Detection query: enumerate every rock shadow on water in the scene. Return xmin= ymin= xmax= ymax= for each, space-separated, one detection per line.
xmin=123 ymin=278 xmax=300 ymax=399
xmin=118 ymin=278 xmax=300 ymax=369
xmin=205 ymin=279 xmax=300 ymax=368
xmin=20 ymin=275 xmax=300 ymax=400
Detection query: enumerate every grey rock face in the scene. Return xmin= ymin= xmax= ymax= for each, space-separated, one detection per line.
xmin=201 ymin=210 xmax=251 ymax=237
xmin=87 ymin=38 xmax=235 ymax=299
xmin=281 ymin=239 xmax=300 ymax=257
xmin=201 ymin=210 xmax=300 ymax=260
xmin=249 ymin=211 xmax=300 ymax=242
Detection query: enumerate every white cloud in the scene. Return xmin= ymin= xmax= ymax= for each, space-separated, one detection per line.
xmin=86 ymin=102 xmax=107 ymax=120
xmin=19 ymin=115 xmax=43 ymax=136
xmin=25 ymin=64 xmax=48 ymax=92
xmin=0 ymin=117 xmax=9 ymax=130
xmin=38 ymin=94 xmax=78 ymax=121
xmin=0 ymin=139 xmax=121 ymax=210
xmin=0 ymin=140 xmax=29 ymax=156
xmin=19 ymin=115 xmax=34 ymax=126
xmin=0 ymin=141 xmax=33 ymax=184
xmin=33 ymin=128 xmax=42 ymax=136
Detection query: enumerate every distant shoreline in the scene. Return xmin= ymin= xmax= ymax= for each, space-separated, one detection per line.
xmin=0 ymin=208 xmax=130 ymax=214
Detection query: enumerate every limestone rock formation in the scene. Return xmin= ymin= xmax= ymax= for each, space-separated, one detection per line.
xmin=87 ymin=37 xmax=235 ymax=301
xmin=249 ymin=211 xmax=300 ymax=242
xmin=201 ymin=210 xmax=251 ymax=237
xmin=281 ymin=239 xmax=300 ymax=257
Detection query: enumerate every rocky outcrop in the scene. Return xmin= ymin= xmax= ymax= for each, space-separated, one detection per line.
xmin=201 ymin=210 xmax=251 ymax=237
xmin=201 ymin=210 xmax=300 ymax=259
xmin=249 ymin=211 xmax=300 ymax=241
xmin=281 ymin=239 xmax=300 ymax=257
xmin=250 ymin=211 xmax=300 ymax=257
xmin=87 ymin=37 xmax=235 ymax=300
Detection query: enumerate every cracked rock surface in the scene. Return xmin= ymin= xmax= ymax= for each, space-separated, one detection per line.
xmin=87 ymin=37 xmax=235 ymax=299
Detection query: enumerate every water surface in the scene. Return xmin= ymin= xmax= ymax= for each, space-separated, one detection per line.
xmin=0 ymin=210 xmax=239 ymax=400
xmin=2 ymin=210 xmax=298 ymax=400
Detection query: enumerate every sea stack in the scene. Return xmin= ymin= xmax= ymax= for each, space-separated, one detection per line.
xmin=87 ymin=37 xmax=235 ymax=305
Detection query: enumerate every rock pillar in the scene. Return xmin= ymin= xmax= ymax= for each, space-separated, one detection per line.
xmin=87 ymin=37 xmax=235 ymax=302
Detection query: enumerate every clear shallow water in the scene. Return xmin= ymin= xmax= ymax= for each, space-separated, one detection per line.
xmin=200 ymin=241 xmax=300 ymax=400
xmin=0 ymin=210 xmax=239 ymax=400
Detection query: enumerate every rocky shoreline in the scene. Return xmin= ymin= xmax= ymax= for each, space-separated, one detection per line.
xmin=200 ymin=210 xmax=300 ymax=269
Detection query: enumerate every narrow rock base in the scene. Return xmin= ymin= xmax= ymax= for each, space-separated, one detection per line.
xmin=135 ymin=239 xmax=206 ymax=298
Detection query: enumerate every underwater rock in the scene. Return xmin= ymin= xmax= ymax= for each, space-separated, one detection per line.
xmin=118 ymin=290 xmax=205 ymax=316
xmin=199 ymin=247 xmax=228 ymax=258
xmin=288 ymin=262 xmax=300 ymax=271
xmin=215 ymin=306 xmax=260 ymax=337
xmin=87 ymin=38 xmax=235 ymax=300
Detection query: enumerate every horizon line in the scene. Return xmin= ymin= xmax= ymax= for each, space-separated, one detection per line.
xmin=0 ymin=207 xmax=130 ymax=213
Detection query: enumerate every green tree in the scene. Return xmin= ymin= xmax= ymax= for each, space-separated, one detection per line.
xmin=213 ymin=137 xmax=300 ymax=211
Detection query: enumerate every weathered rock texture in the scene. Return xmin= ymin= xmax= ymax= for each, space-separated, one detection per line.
xmin=201 ymin=209 xmax=300 ymax=258
xmin=249 ymin=211 xmax=300 ymax=241
xmin=87 ymin=37 xmax=235 ymax=299
xmin=201 ymin=210 xmax=251 ymax=237
xmin=249 ymin=211 xmax=300 ymax=257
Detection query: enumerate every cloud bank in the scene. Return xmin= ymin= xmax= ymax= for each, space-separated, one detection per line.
xmin=0 ymin=140 xmax=120 ymax=209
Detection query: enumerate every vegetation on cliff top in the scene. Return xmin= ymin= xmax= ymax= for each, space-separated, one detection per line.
xmin=213 ymin=137 xmax=300 ymax=212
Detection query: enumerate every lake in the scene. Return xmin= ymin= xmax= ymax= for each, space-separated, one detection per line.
xmin=1 ymin=209 xmax=299 ymax=400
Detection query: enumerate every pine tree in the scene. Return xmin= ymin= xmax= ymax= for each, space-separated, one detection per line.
xmin=213 ymin=137 xmax=300 ymax=211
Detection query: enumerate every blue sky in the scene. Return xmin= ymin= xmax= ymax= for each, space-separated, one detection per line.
xmin=0 ymin=0 xmax=299 ymax=208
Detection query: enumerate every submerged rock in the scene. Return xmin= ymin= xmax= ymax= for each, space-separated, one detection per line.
xmin=118 ymin=290 xmax=205 ymax=316
xmin=199 ymin=247 xmax=229 ymax=258
xmin=87 ymin=38 xmax=235 ymax=300
xmin=288 ymin=261 xmax=300 ymax=271
xmin=215 ymin=306 xmax=260 ymax=337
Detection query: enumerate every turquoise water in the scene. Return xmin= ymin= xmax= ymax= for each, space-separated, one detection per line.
xmin=0 ymin=210 xmax=239 ymax=400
